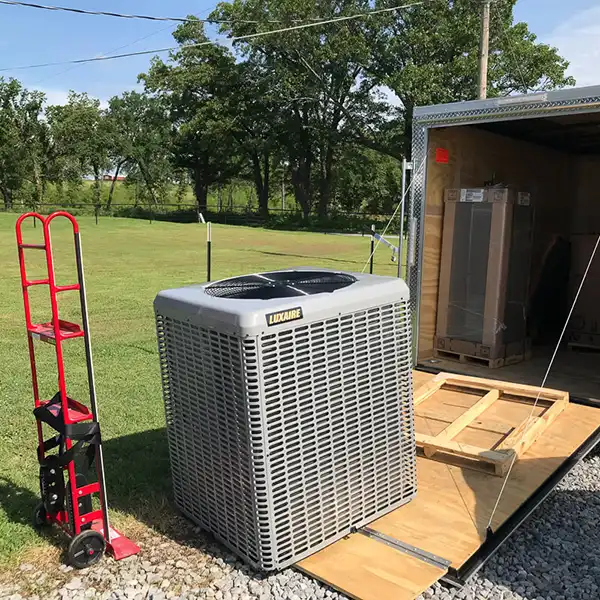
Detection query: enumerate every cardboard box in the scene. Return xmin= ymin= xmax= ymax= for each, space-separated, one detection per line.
xmin=436 ymin=187 xmax=534 ymax=364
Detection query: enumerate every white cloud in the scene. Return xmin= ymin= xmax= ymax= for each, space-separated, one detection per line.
xmin=38 ymin=87 xmax=71 ymax=106
xmin=36 ymin=87 xmax=109 ymax=109
xmin=545 ymin=6 xmax=600 ymax=88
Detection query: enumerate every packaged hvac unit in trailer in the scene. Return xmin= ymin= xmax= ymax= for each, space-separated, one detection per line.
xmin=154 ymin=268 xmax=416 ymax=570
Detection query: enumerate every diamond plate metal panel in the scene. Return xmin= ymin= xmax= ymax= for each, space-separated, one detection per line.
xmin=156 ymin=292 xmax=416 ymax=571
xmin=413 ymin=95 xmax=600 ymax=127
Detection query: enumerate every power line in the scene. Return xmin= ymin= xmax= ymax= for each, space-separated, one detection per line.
xmin=485 ymin=233 xmax=600 ymax=530
xmin=494 ymin=0 xmax=530 ymax=94
xmin=30 ymin=4 xmax=220 ymax=86
xmin=0 ymin=2 xmax=425 ymax=73
xmin=0 ymin=0 xmax=260 ymax=24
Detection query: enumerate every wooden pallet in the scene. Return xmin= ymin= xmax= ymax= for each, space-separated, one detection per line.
xmin=413 ymin=373 xmax=569 ymax=476
xmin=433 ymin=348 xmax=505 ymax=368
xmin=568 ymin=342 xmax=600 ymax=354
xmin=433 ymin=348 xmax=530 ymax=369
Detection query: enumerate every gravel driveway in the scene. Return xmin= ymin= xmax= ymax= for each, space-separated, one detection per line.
xmin=2 ymin=452 xmax=599 ymax=600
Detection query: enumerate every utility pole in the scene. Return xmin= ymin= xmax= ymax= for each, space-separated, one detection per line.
xmin=478 ymin=0 xmax=492 ymax=100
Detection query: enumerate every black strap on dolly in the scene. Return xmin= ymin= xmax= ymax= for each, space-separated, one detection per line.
xmin=34 ymin=394 xmax=101 ymax=516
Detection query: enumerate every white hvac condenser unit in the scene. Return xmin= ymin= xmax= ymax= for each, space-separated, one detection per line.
xmin=154 ymin=268 xmax=416 ymax=570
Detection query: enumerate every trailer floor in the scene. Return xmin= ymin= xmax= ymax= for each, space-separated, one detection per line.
xmin=422 ymin=346 xmax=600 ymax=401
xmin=296 ymin=370 xmax=600 ymax=600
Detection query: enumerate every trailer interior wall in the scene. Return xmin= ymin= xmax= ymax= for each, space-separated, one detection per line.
xmin=574 ymin=156 xmax=600 ymax=232
xmin=418 ymin=124 xmax=574 ymax=360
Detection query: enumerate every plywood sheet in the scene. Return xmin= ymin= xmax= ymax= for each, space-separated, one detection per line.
xmin=297 ymin=534 xmax=447 ymax=600
xmin=425 ymin=347 xmax=600 ymax=401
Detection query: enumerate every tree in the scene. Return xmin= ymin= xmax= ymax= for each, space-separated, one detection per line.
xmin=228 ymin=60 xmax=280 ymax=218
xmin=141 ymin=19 xmax=240 ymax=213
xmin=105 ymin=91 xmax=172 ymax=208
xmin=334 ymin=145 xmax=402 ymax=214
xmin=369 ymin=0 xmax=575 ymax=155
xmin=214 ymin=0 xmax=391 ymax=220
xmin=46 ymin=92 xmax=111 ymax=205
xmin=0 ymin=78 xmax=47 ymax=209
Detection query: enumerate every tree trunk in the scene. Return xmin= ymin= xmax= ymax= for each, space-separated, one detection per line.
xmin=139 ymin=160 xmax=158 ymax=205
xmin=258 ymin=151 xmax=270 ymax=218
xmin=176 ymin=173 xmax=187 ymax=204
xmin=291 ymin=159 xmax=312 ymax=220
xmin=193 ymin=167 xmax=208 ymax=213
xmin=1 ymin=184 xmax=12 ymax=209
xmin=251 ymin=151 xmax=264 ymax=214
xmin=107 ymin=160 xmax=125 ymax=209
xmin=32 ymin=163 xmax=44 ymax=210
xmin=56 ymin=181 xmax=64 ymax=203
xmin=317 ymin=143 xmax=335 ymax=220
xmin=92 ymin=166 xmax=102 ymax=206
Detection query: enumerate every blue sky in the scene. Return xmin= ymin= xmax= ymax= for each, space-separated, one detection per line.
xmin=0 ymin=0 xmax=599 ymax=105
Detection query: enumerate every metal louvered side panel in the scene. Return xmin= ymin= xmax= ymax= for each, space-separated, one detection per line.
xmin=259 ymin=300 xmax=416 ymax=569
xmin=242 ymin=338 xmax=276 ymax=570
xmin=156 ymin=315 xmax=173 ymax=428
xmin=155 ymin=313 xmax=263 ymax=567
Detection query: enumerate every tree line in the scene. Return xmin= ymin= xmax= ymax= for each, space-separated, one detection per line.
xmin=0 ymin=0 xmax=574 ymax=219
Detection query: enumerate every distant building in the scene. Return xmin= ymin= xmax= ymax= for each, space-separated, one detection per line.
xmin=102 ymin=174 xmax=127 ymax=182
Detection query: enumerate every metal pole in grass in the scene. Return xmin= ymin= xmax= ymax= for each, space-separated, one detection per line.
xmin=369 ymin=224 xmax=375 ymax=275
xmin=207 ymin=222 xmax=212 ymax=282
xmin=95 ymin=204 xmax=100 ymax=225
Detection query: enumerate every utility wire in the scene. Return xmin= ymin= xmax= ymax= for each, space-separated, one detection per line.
xmin=0 ymin=2 xmax=425 ymax=72
xmin=0 ymin=0 xmax=259 ymax=23
xmin=485 ymin=234 xmax=600 ymax=531
xmin=361 ymin=154 xmax=427 ymax=273
xmin=30 ymin=4 xmax=220 ymax=86
xmin=494 ymin=0 xmax=531 ymax=94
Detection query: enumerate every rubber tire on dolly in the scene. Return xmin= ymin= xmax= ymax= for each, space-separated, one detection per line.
xmin=67 ymin=530 xmax=106 ymax=569
xmin=32 ymin=502 xmax=48 ymax=530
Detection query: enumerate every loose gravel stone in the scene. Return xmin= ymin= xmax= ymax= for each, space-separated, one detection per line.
xmin=3 ymin=453 xmax=600 ymax=600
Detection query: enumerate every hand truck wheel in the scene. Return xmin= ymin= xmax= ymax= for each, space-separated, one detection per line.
xmin=67 ymin=530 xmax=106 ymax=569
xmin=32 ymin=501 xmax=48 ymax=530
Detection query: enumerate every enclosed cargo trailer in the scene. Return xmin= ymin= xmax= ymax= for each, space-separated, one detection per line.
xmin=407 ymin=85 xmax=600 ymax=401
xmin=297 ymin=88 xmax=600 ymax=600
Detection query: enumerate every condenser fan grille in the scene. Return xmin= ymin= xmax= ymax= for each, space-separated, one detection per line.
xmin=205 ymin=271 xmax=357 ymax=299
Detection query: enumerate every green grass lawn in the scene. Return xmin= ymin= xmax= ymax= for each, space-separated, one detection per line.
xmin=0 ymin=213 xmax=401 ymax=569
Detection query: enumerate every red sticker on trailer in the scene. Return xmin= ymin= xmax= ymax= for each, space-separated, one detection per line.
xmin=435 ymin=148 xmax=449 ymax=164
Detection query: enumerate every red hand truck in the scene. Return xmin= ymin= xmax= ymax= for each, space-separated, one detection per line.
xmin=16 ymin=211 xmax=140 ymax=568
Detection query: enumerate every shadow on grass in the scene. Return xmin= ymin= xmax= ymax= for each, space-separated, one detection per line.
xmin=0 ymin=428 xmax=208 ymax=555
xmin=0 ymin=476 xmax=42 ymax=529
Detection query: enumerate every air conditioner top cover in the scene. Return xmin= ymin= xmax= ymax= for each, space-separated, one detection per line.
xmin=154 ymin=267 xmax=410 ymax=336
